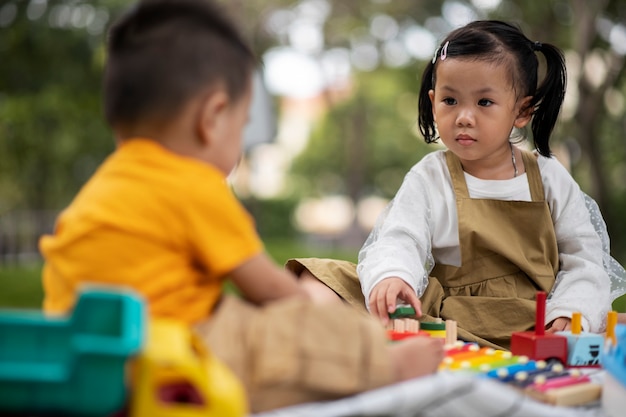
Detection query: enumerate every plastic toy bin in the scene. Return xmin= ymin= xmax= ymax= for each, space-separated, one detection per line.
xmin=0 ymin=288 xmax=146 ymax=416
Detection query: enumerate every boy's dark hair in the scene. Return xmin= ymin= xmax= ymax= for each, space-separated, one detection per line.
xmin=418 ymin=20 xmax=567 ymax=157
xmin=104 ymin=0 xmax=256 ymax=128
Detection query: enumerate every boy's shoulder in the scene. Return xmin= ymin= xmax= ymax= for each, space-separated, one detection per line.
xmin=80 ymin=139 xmax=229 ymax=211
xmin=116 ymin=139 xmax=224 ymax=178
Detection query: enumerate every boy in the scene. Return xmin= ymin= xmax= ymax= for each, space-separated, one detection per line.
xmin=39 ymin=0 xmax=444 ymax=412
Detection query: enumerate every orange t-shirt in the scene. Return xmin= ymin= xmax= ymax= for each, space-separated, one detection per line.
xmin=40 ymin=139 xmax=263 ymax=323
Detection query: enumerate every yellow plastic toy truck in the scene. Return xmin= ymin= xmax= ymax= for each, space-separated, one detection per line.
xmin=130 ymin=318 xmax=247 ymax=417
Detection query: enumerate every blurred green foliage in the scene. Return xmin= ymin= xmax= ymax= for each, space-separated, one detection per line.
xmin=285 ymin=1 xmax=626 ymax=264
xmin=291 ymin=68 xmax=434 ymax=201
xmin=0 ymin=1 xmax=116 ymax=213
xmin=0 ymin=239 xmax=357 ymax=309
xmin=0 ymin=264 xmax=43 ymax=308
xmin=1 ymin=0 xmax=625 ymax=267
xmin=243 ymin=197 xmax=300 ymax=240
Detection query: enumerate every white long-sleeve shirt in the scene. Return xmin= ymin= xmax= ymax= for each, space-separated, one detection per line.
xmin=358 ymin=150 xmax=611 ymax=332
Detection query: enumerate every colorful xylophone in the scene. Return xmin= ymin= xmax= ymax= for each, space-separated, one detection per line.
xmin=440 ymin=341 xmax=603 ymax=406
xmin=385 ymin=299 xmax=619 ymax=407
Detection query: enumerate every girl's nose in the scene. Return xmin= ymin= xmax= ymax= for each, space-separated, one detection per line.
xmin=455 ymin=108 xmax=475 ymax=127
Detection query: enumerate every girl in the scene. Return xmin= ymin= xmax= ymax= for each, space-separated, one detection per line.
xmin=290 ymin=20 xmax=621 ymax=350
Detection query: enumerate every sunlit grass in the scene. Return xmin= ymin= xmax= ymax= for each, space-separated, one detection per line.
xmin=0 ymin=238 xmax=358 ymax=309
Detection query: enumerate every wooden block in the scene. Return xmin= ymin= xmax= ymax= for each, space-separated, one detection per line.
xmin=445 ymin=320 xmax=457 ymax=346
xmin=527 ymin=382 xmax=602 ymax=406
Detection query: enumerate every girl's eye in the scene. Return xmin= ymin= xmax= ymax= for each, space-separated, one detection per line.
xmin=478 ymin=98 xmax=493 ymax=107
xmin=443 ymin=97 xmax=456 ymax=105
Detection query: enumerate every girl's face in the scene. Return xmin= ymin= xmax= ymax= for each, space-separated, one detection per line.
xmin=428 ymin=58 xmax=532 ymax=178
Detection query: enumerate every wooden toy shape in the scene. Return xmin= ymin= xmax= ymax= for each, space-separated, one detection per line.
xmin=510 ymin=291 xmax=568 ymax=365
xmin=386 ymin=305 xmax=431 ymax=341
xmin=442 ymin=345 xmax=491 ymax=362
xmin=440 ymin=340 xmax=602 ymax=407
xmin=440 ymin=346 xmax=526 ymax=373
xmin=388 ymin=305 xmax=417 ymax=319
xmin=525 ymin=367 xmax=602 ymax=407
xmin=606 ymin=311 xmax=618 ymax=346
xmin=441 ymin=348 xmax=507 ymax=371
xmin=386 ymin=329 xmax=431 ymax=341
xmin=387 ymin=306 xmax=449 ymax=338
xmin=506 ymin=363 xmax=567 ymax=386
xmin=419 ymin=320 xmax=446 ymax=338
xmin=555 ymin=312 xmax=603 ymax=367
xmin=444 ymin=342 xmax=478 ymax=354
xmin=485 ymin=359 xmax=545 ymax=382
xmin=445 ymin=320 xmax=457 ymax=346
xmin=526 ymin=381 xmax=602 ymax=406
xmin=387 ymin=318 xmax=420 ymax=333
xmin=441 ymin=338 xmax=603 ymax=408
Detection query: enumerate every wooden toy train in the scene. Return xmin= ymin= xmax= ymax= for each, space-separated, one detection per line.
xmin=386 ymin=292 xmax=621 ymax=407
xmin=510 ymin=291 xmax=611 ymax=368
xmin=387 ymin=291 xmax=614 ymax=369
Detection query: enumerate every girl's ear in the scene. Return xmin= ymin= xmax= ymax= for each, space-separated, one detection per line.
xmin=428 ymin=89 xmax=436 ymax=120
xmin=196 ymin=89 xmax=229 ymax=146
xmin=514 ymin=96 xmax=534 ymax=128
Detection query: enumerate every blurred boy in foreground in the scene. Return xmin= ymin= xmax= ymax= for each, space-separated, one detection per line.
xmin=39 ymin=0 xmax=444 ymax=412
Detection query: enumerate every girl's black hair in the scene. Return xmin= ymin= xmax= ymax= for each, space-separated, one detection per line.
xmin=418 ymin=20 xmax=566 ymax=157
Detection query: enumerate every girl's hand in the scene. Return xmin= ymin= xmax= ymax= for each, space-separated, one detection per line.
xmin=545 ymin=317 xmax=571 ymax=333
xmin=368 ymin=277 xmax=422 ymax=325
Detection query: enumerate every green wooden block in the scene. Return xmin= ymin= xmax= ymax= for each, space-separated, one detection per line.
xmin=389 ymin=305 xmax=416 ymax=319
xmin=420 ymin=321 xmax=446 ymax=331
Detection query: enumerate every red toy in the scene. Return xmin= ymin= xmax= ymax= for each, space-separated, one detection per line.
xmin=510 ymin=291 xmax=568 ymax=365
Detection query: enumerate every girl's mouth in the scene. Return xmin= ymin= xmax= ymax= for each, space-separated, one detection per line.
xmin=456 ymin=134 xmax=475 ymax=146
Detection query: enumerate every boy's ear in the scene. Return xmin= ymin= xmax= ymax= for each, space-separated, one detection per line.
xmin=196 ymin=89 xmax=229 ymax=146
xmin=514 ymin=96 xmax=533 ymax=128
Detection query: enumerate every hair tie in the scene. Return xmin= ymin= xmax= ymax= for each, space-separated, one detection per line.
xmin=431 ymin=46 xmax=439 ymax=64
xmin=533 ymin=41 xmax=542 ymax=51
xmin=440 ymin=41 xmax=449 ymax=61
xmin=431 ymin=41 xmax=450 ymax=64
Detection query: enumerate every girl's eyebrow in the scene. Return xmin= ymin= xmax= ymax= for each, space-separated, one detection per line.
xmin=439 ymin=85 xmax=496 ymax=95
xmin=473 ymin=87 xmax=496 ymax=94
xmin=439 ymin=85 xmax=458 ymax=93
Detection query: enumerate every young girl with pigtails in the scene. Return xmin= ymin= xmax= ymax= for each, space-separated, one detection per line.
xmin=289 ymin=20 xmax=625 ymax=350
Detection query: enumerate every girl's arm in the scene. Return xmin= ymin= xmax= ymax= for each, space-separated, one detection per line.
xmin=541 ymin=156 xmax=611 ymax=332
xmin=368 ymin=277 xmax=422 ymax=324
xmin=358 ymin=163 xmax=438 ymax=312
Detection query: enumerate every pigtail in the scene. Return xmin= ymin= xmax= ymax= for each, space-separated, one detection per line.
xmin=530 ymin=42 xmax=567 ymax=157
xmin=418 ymin=61 xmax=437 ymax=143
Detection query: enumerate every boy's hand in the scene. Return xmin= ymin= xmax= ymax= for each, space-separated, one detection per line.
xmin=368 ymin=277 xmax=421 ymax=325
xmin=545 ymin=317 xmax=571 ymax=333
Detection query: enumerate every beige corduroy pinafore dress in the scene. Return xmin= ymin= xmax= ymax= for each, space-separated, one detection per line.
xmin=287 ymin=150 xmax=559 ymax=350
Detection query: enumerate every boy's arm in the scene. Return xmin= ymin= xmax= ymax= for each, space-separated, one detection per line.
xmin=230 ymin=252 xmax=309 ymax=305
